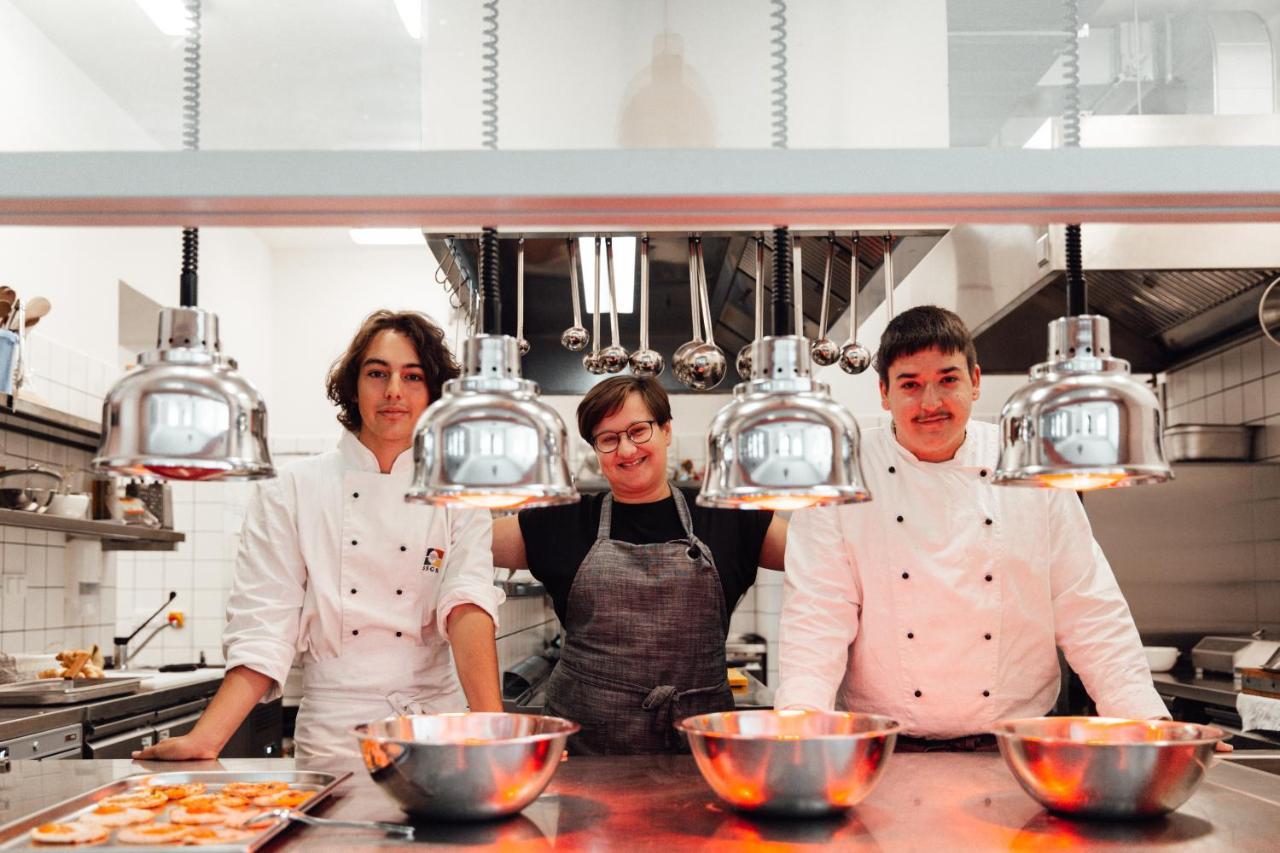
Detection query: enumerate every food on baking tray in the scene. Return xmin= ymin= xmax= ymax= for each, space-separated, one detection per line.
xmin=102 ymin=788 xmax=170 ymax=810
xmin=220 ymin=780 xmax=288 ymax=800
xmin=182 ymin=826 xmax=256 ymax=846
xmin=36 ymin=647 xmax=106 ymax=680
xmin=251 ymin=788 xmax=315 ymax=808
xmin=153 ymin=782 xmax=206 ymax=800
xmin=114 ymin=823 xmax=191 ymax=845
xmin=78 ymin=803 xmax=155 ymax=827
xmin=28 ymin=821 xmax=110 ymax=844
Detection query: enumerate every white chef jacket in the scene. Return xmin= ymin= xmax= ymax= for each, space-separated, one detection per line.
xmin=223 ymin=430 xmax=504 ymax=755
xmin=774 ymin=420 xmax=1166 ymax=738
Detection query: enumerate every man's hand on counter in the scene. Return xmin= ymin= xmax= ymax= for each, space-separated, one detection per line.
xmin=133 ymin=733 xmax=219 ymax=761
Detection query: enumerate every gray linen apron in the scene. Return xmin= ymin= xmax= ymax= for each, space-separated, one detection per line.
xmin=543 ymin=488 xmax=734 ymax=754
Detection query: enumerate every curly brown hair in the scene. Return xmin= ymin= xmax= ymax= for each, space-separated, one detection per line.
xmin=326 ymin=310 xmax=460 ymax=432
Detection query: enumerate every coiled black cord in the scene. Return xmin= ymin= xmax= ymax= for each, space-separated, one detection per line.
xmin=1061 ymin=0 xmax=1086 ymax=316
xmin=772 ymin=226 xmax=794 ymax=336
xmin=480 ymin=227 xmax=501 ymax=334
xmin=481 ymin=0 xmax=499 ymax=150
xmin=179 ymin=0 xmax=202 ymax=307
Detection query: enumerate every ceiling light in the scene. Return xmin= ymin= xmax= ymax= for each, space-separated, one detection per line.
xmin=407 ymin=229 xmax=578 ymax=509
xmin=349 ymin=228 xmax=425 ymax=246
xmin=993 ymin=313 xmax=1171 ymax=491
xmin=700 ymin=227 xmax=871 ymax=510
xmin=133 ymin=0 xmax=189 ymax=36
xmin=392 ymin=0 xmax=423 ymax=40
xmin=580 ymin=236 xmax=634 ymax=313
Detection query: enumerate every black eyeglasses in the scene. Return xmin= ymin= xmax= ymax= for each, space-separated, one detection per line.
xmin=591 ymin=420 xmax=657 ymax=453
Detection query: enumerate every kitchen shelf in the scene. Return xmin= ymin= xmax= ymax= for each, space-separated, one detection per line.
xmin=0 ymin=395 xmax=100 ymax=453
xmin=0 ymin=509 xmax=183 ymax=551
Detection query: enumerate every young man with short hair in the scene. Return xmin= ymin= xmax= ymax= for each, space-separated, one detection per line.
xmin=775 ymin=306 xmax=1165 ymax=749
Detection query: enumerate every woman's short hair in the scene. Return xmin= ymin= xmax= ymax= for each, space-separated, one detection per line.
xmin=576 ymin=376 xmax=673 ymax=444
xmin=873 ymin=305 xmax=978 ymax=385
xmin=325 ymin=310 xmax=460 ymax=432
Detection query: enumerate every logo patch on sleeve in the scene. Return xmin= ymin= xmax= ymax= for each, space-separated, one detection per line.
xmin=424 ymin=547 xmax=445 ymax=573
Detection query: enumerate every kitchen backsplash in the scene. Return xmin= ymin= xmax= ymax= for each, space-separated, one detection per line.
xmin=0 ymin=431 xmax=116 ymax=657
xmin=1165 ymin=334 xmax=1280 ymax=460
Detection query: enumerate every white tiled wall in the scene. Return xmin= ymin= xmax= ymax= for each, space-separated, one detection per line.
xmin=1165 ymin=335 xmax=1280 ymax=460
xmin=112 ymin=480 xmax=252 ymax=668
xmin=22 ymin=333 xmax=113 ymax=422
xmin=0 ymin=435 xmax=116 ymax=658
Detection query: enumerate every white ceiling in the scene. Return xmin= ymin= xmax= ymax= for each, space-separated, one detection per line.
xmin=10 ymin=0 xmax=423 ymax=150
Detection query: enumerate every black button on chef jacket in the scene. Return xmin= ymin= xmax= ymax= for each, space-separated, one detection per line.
xmin=519 ymin=486 xmax=774 ymax=629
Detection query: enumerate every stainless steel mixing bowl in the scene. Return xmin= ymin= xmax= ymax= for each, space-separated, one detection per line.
xmin=993 ymin=717 xmax=1226 ymax=819
xmin=676 ymin=710 xmax=899 ymax=817
xmin=353 ymin=713 xmax=579 ymax=821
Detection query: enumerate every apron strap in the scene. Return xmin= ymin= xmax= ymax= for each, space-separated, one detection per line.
xmin=596 ymin=493 xmax=614 ymax=540
xmin=598 ymin=488 xmax=697 ymax=542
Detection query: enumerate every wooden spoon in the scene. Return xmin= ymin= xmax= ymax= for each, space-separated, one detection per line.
xmin=24 ymin=296 xmax=50 ymax=330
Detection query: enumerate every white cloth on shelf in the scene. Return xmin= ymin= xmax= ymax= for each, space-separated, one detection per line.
xmin=1237 ymin=692 xmax=1280 ymax=732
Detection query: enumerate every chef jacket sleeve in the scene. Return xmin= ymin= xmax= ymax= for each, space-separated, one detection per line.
xmin=223 ymin=477 xmax=306 ymax=704
xmin=1048 ymin=492 xmax=1168 ymax=720
xmin=434 ymin=507 xmax=505 ymax=639
xmin=774 ymin=505 xmax=862 ymax=711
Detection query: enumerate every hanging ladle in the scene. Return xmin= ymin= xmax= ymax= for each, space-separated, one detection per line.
xmin=838 ymin=234 xmax=872 ymax=374
xmin=560 ymin=238 xmax=589 ymax=352
xmin=583 ymin=237 xmax=607 ymax=375
xmin=515 ymin=238 xmax=530 ymax=356
xmin=598 ymin=237 xmax=630 ymax=373
xmin=810 ymin=235 xmax=840 ymax=366
xmin=629 ymin=236 xmax=664 ymax=377
xmin=683 ymin=238 xmax=727 ymax=391
xmin=736 ymin=237 xmax=765 ymax=379
xmin=672 ymin=237 xmax=704 ymax=385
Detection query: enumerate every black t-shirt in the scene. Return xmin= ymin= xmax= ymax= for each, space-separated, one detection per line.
xmin=518 ymin=487 xmax=773 ymax=630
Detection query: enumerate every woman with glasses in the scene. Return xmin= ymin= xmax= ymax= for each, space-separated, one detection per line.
xmin=492 ymin=375 xmax=787 ymax=754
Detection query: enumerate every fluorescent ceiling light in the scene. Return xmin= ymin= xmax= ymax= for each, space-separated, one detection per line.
xmin=349 ymin=228 xmax=425 ymax=246
xmin=134 ymin=0 xmax=189 ymax=36
xmin=580 ymin=237 xmax=635 ymax=314
xmin=393 ymin=0 xmax=423 ymax=40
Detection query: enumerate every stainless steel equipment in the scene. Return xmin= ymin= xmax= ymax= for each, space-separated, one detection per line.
xmin=699 ymin=335 xmax=871 ymax=510
xmin=0 ymin=723 xmax=82 ymax=761
xmin=406 ymin=335 xmax=578 ymax=510
xmin=838 ymin=234 xmax=871 ymax=375
xmin=0 ymin=677 xmax=140 ymax=707
xmin=809 ymin=237 xmax=839 ymax=366
xmin=725 ymin=632 xmax=768 ymax=684
xmin=628 ymin=236 xmax=663 ymax=378
xmin=0 ymin=465 xmax=60 ymax=512
xmin=1191 ymin=635 xmax=1280 ymax=677
xmin=676 ymin=710 xmax=899 ymax=817
xmin=113 ymin=590 xmax=177 ymax=670
xmin=94 ymin=306 xmax=275 ymax=481
xmin=995 ymin=315 xmax=1173 ymax=491
xmin=0 ymin=770 xmax=350 ymax=849
xmin=994 ymin=716 xmax=1226 ymax=819
xmin=1164 ymin=424 xmax=1256 ymax=462
xmin=352 ymin=712 xmax=578 ymax=820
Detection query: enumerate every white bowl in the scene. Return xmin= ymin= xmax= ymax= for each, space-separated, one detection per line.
xmin=1144 ymin=646 xmax=1179 ymax=672
xmin=47 ymin=494 xmax=90 ymax=518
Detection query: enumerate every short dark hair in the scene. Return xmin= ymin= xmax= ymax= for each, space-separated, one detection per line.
xmin=576 ymin=376 xmax=673 ymax=443
xmin=325 ymin=310 xmax=460 ymax=432
xmin=874 ymin=305 xmax=978 ymax=385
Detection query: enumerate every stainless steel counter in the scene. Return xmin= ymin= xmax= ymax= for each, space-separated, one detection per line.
xmin=3 ymin=752 xmax=1280 ymax=850
xmin=1153 ymin=672 xmax=1242 ymax=709
xmin=0 ymin=671 xmax=223 ymax=742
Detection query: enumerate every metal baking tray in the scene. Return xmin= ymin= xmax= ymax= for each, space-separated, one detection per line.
xmin=0 ymin=676 xmax=142 ymax=706
xmin=0 ymin=769 xmax=351 ymax=851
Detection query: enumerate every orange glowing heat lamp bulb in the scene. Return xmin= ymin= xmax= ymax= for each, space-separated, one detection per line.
xmin=454 ymin=493 xmax=533 ymax=510
xmin=167 ymin=611 xmax=185 ymax=628
xmin=1033 ymin=472 xmax=1129 ymax=492
xmin=732 ymin=495 xmax=825 ymax=511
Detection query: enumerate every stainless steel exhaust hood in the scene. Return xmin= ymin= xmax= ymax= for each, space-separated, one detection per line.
xmin=964 ymin=222 xmax=1280 ymax=374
